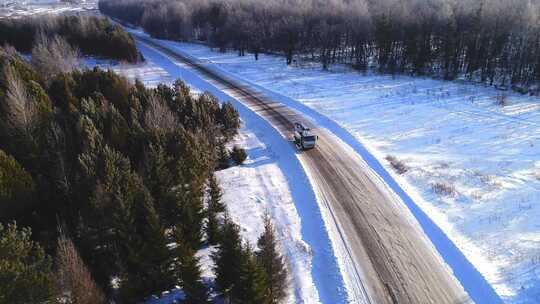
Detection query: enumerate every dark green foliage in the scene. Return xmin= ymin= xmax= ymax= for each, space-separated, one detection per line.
xmin=213 ymin=216 xmax=271 ymax=303
xmin=205 ymin=206 xmax=221 ymax=246
xmin=205 ymin=174 xmax=225 ymax=245
xmin=220 ymin=101 xmax=241 ymax=140
xmin=0 ymin=48 xmax=242 ymax=302
xmin=208 ymin=174 xmax=225 ymax=213
xmin=0 ymin=15 xmax=141 ymax=63
xmin=231 ymin=145 xmax=247 ymax=166
xmin=0 ymin=223 xmax=57 ymax=304
xmin=174 ymin=230 xmax=210 ymax=304
xmin=257 ymin=215 xmax=288 ymax=304
xmin=213 ymin=216 xmax=244 ymax=300
xmin=0 ymin=150 xmax=34 ymax=221
xmin=216 ymin=141 xmax=230 ymax=170
xmin=236 ymin=246 xmax=269 ymax=304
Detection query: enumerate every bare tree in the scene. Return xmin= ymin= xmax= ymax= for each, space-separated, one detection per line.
xmin=57 ymin=232 xmax=106 ymax=304
xmin=144 ymin=93 xmax=179 ymax=132
xmin=31 ymin=33 xmax=80 ymax=78
xmin=2 ymin=66 xmax=36 ymax=137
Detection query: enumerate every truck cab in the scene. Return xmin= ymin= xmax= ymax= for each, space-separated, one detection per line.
xmin=293 ymin=122 xmax=317 ymax=150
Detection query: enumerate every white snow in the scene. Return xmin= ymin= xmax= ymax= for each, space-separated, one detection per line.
xmin=0 ymin=0 xmax=97 ymax=18
xmin=215 ymin=126 xmax=321 ymax=304
xmin=133 ymin=40 xmax=540 ymax=304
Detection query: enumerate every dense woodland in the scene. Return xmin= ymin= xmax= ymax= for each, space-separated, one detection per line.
xmin=0 ymin=38 xmax=287 ymax=302
xmin=100 ymin=0 xmax=540 ymax=92
xmin=0 ymin=15 xmax=141 ymax=63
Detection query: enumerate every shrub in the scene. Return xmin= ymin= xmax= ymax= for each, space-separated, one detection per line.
xmin=385 ymin=155 xmax=409 ymax=175
xmin=231 ymin=145 xmax=247 ymax=165
xmin=494 ymin=93 xmax=508 ymax=106
xmin=431 ymin=182 xmax=456 ymax=197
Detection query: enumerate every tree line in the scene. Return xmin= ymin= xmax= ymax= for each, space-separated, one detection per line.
xmin=100 ymin=0 xmax=540 ymax=93
xmin=0 ymin=41 xmax=287 ymax=303
xmin=0 ymin=14 xmax=141 ymax=63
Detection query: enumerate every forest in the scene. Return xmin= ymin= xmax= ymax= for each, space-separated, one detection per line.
xmin=0 ymin=37 xmax=287 ymax=302
xmin=0 ymin=15 xmax=141 ymax=63
xmin=100 ymin=0 xmax=540 ymax=93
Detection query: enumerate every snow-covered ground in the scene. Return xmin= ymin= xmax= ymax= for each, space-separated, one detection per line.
xmin=91 ymin=43 xmax=347 ymax=303
xmin=215 ymin=126 xmax=321 ymax=304
xmin=0 ymin=0 xmax=97 ymax=18
xmin=135 ymin=41 xmax=540 ymax=304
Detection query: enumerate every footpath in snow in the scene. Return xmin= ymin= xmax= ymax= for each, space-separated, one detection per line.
xmin=101 ymin=41 xmax=349 ymax=303
xmin=137 ymin=40 xmax=540 ymax=304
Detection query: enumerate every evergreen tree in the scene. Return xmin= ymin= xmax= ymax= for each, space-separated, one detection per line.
xmin=212 ymin=215 xmax=244 ymax=301
xmin=230 ymin=145 xmax=247 ymax=166
xmin=169 ymin=184 xmax=204 ymax=249
xmin=205 ymin=174 xmax=225 ymax=245
xmin=256 ymin=214 xmax=288 ymax=304
xmin=216 ymin=141 xmax=230 ymax=170
xmin=235 ymin=245 xmax=269 ymax=304
xmin=0 ymin=149 xmax=34 ymax=220
xmin=219 ymin=101 xmax=240 ymax=140
xmin=174 ymin=229 xmax=210 ymax=304
xmin=207 ymin=173 xmax=225 ymax=213
xmin=0 ymin=223 xmax=57 ymax=304
xmin=120 ymin=188 xmax=175 ymax=302
xmin=205 ymin=205 xmax=221 ymax=246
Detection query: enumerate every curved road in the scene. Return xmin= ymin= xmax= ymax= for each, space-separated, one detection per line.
xmin=136 ymin=35 xmax=472 ymax=304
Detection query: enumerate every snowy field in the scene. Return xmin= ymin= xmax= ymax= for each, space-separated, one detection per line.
xmin=92 ymin=46 xmax=347 ymax=303
xmin=0 ymin=0 xmax=97 ymax=18
xmin=127 ymin=39 xmax=540 ymax=303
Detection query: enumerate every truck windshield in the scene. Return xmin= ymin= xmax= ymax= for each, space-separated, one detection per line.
xmin=303 ymin=136 xmax=316 ymax=142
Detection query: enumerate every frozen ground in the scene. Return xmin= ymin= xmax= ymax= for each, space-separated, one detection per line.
xmin=140 ymin=41 xmax=540 ymax=304
xmin=93 ymin=42 xmax=346 ymax=303
xmin=0 ymin=0 xmax=97 ymax=18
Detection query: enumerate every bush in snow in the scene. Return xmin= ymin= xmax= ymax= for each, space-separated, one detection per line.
xmin=431 ymin=182 xmax=457 ymax=197
xmin=231 ymin=146 xmax=247 ymax=166
xmin=494 ymin=93 xmax=508 ymax=107
xmin=385 ymin=155 xmax=409 ymax=175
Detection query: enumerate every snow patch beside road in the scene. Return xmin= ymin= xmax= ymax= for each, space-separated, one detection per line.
xmin=216 ymin=127 xmax=321 ymax=304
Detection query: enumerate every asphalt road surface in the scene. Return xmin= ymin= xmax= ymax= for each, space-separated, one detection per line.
xmin=136 ymin=35 xmax=472 ymax=304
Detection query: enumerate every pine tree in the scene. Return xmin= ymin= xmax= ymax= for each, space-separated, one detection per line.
xmin=0 ymin=223 xmax=57 ymax=304
xmin=219 ymin=101 xmax=240 ymax=140
xmin=121 ymin=190 xmax=175 ymax=302
xmin=208 ymin=173 xmax=225 ymax=213
xmin=206 ymin=174 xmax=225 ymax=245
xmin=235 ymin=245 xmax=269 ymax=304
xmin=256 ymin=214 xmax=288 ymax=304
xmin=205 ymin=205 xmax=221 ymax=245
xmin=216 ymin=141 xmax=230 ymax=170
xmin=174 ymin=229 xmax=210 ymax=304
xmin=0 ymin=149 xmax=34 ymax=220
xmin=169 ymin=184 xmax=204 ymax=249
xmin=212 ymin=215 xmax=244 ymax=301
